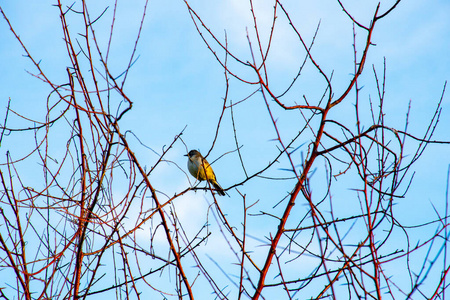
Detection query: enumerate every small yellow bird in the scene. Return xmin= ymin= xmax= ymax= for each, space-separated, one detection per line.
xmin=185 ymin=150 xmax=225 ymax=196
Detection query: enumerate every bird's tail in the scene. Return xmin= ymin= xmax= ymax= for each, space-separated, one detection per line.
xmin=211 ymin=180 xmax=226 ymax=196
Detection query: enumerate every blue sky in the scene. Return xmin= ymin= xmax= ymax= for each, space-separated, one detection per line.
xmin=1 ymin=0 xmax=450 ymax=298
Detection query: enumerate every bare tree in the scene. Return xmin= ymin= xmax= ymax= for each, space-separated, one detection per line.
xmin=0 ymin=0 xmax=449 ymax=299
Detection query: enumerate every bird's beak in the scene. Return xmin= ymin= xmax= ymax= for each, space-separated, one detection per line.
xmin=184 ymin=154 xmax=189 ymax=157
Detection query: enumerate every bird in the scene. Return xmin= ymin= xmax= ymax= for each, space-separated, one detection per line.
xmin=185 ymin=150 xmax=226 ymax=196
